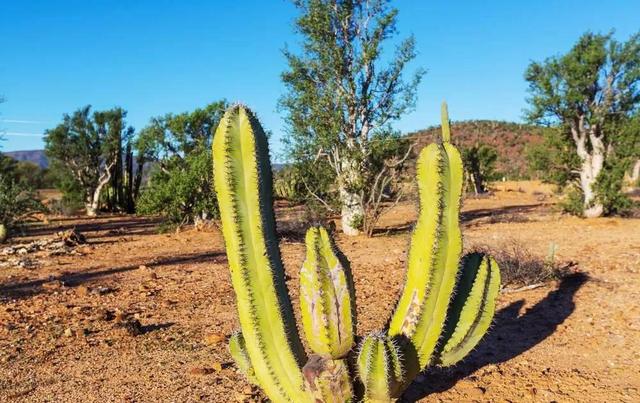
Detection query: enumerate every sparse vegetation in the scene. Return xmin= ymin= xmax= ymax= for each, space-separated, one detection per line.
xmin=0 ymin=175 xmax=45 ymax=242
xmin=473 ymin=240 xmax=574 ymax=288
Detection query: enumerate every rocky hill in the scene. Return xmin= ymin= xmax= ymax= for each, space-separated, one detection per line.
xmin=409 ymin=120 xmax=550 ymax=179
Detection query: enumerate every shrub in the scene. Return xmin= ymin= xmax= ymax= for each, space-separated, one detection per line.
xmin=0 ymin=175 xmax=45 ymax=241
xmin=136 ymin=150 xmax=218 ymax=225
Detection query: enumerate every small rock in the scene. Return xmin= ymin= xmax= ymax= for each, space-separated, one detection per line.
xmin=64 ymin=328 xmax=74 ymax=337
xmin=212 ymin=362 xmax=223 ymax=372
xmin=203 ymin=333 xmax=225 ymax=345
xmin=122 ymin=319 xmax=144 ymax=336
xmin=76 ymin=286 xmax=90 ymax=297
xmin=189 ymin=367 xmax=213 ymax=376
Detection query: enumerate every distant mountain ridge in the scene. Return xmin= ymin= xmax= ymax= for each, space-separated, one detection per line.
xmin=1 ymin=149 xmax=288 ymax=172
xmin=2 ymin=149 xmax=48 ymax=168
xmin=3 ymin=121 xmax=545 ymax=177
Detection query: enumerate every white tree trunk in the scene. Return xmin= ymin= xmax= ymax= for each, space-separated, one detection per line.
xmin=85 ymin=161 xmax=115 ymax=217
xmin=630 ymin=160 xmax=640 ymax=185
xmin=577 ymin=132 xmax=605 ymax=218
xmin=338 ymin=157 xmax=364 ymax=236
xmin=339 ymin=186 xmax=364 ymax=236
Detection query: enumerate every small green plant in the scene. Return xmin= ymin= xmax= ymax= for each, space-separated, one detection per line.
xmin=0 ymin=176 xmax=45 ymax=242
xmin=213 ymin=104 xmax=501 ymax=402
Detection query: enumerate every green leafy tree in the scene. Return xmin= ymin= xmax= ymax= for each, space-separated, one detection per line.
xmin=462 ymin=143 xmax=498 ymax=194
xmin=135 ymin=101 xmax=227 ymax=225
xmin=280 ymin=0 xmax=424 ymax=235
xmin=525 ymin=31 xmax=640 ymax=217
xmin=45 ymin=106 xmax=134 ymax=216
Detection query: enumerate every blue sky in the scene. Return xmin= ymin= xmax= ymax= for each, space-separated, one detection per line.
xmin=1 ymin=0 xmax=638 ymax=159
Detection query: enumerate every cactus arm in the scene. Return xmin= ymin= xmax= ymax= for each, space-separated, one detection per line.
xmin=357 ymin=334 xmax=404 ymax=402
xmin=229 ymin=331 xmax=257 ymax=384
xmin=300 ymin=226 xmax=355 ymax=358
xmin=387 ymin=102 xmax=464 ymax=368
xmin=213 ymin=105 xmax=310 ymax=402
xmin=437 ymin=254 xmax=501 ymax=366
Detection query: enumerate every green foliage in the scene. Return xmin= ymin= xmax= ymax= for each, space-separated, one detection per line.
xmin=135 ymin=101 xmax=227 ymax=224
xmin=137 ymin=150 xmax=217 ymax=224
xmin=0 ymin=175 xmax=45 ymax=241
xmin=594 ymin=159 xmax=635 ymax=215
xmin=525 ymin=30 xmax=640 ymax=216
xmin=557 ymin=185 xmax=585 ymax=216
xmin=280 ymin=0 xmax=424 ymax=235
xmin=525 ymin=128 xmax=580 ymax=185
xmin=213 ymin=104 xmax=501 ymax=402
xmin=45 ymin=106 xmax=134 ymax=215
xmin=461 ymin=143 xmax=499 ymax=193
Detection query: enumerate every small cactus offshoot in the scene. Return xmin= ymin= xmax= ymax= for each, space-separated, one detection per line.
xmin=213 ymin=103 xmax=502 ymax=402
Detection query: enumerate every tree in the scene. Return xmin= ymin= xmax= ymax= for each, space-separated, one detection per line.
xmin=280 ymin=0 xmax=423 ymax=235
xmin=135 ymin=101 xmax=227 ymax=225
xmin=45 ymin=106 xmax=134 ymax=216
xmin=525 ymin=31 xmax=640 ymax=217
xmin=462 ymin=143 xmax=498 ymax=194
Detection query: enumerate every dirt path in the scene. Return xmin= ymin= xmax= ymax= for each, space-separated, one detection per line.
xmin=1 ymin=185 xmax=639 ymax=402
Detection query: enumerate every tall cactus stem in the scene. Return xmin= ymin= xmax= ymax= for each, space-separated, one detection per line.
xmin=213 ymin=105 xmax=310 ymax=402
xmin=387 ymin=101 xmax=463 ymax=372
xmin=441 ymin=101 xmax=451 ymax=143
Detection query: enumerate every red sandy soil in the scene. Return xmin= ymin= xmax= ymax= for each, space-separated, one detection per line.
xmin=1 ymin=181 xmax=639 ymax=402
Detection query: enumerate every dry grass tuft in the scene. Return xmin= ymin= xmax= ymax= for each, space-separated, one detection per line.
xmin=469 ymin=240 xmax=576 ymax=288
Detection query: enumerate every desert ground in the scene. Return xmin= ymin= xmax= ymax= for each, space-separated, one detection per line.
xmin=1 ymin=181 xmax=639 ymax=402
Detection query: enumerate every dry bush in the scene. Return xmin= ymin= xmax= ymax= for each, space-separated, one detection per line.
xmin=469 ymin=240 xmax=575 ymax=288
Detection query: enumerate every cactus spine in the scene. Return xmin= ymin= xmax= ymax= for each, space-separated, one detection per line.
xmin=213 ymin=103 xmax=501 ymax=403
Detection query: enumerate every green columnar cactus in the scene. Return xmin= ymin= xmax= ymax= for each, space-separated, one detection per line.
xmin=213 ymin=105 xmax=310 ymax=402
xmin=213 ymin=103 xmax=501 ymax=403
xmin=436 ymin=253 xmax=501 ymax=366
xmin=387 ymin=102 xmax=464 ymax=369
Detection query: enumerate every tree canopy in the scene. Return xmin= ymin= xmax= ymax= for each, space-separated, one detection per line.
xmin=525 ymin=31 xmax=640 ymax=216
xmin=280 ymin=0 xmax=423 ymax=235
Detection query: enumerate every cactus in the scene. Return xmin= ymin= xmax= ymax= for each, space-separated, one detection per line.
xmin=357 ymin=334 xmax=404 ymax=402
xmin=274 ymin=168 xmax=301 ymax=201
xmin=213 ymin=103 xmax=502 ymax=402
xmin=300 ymin=226 xmax=355 ymax=358
xmin=386 ymin=102 xmax=464 ymax=370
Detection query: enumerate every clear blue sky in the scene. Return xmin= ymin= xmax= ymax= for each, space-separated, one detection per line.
xmin=1 ymin=0 xmax=638 ymax=159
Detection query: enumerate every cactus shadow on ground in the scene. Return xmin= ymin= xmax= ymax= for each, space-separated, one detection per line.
xmin=401 ymin=272 xmax=588 ymax=402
